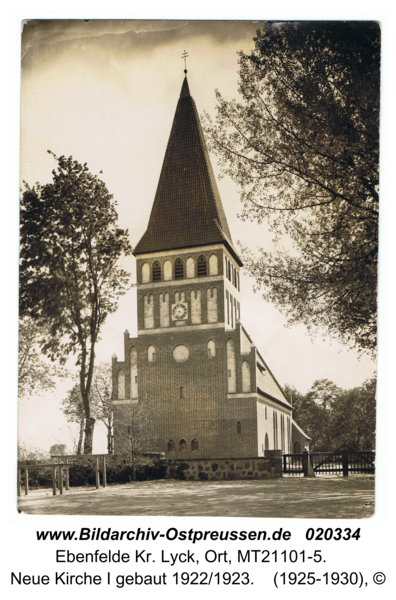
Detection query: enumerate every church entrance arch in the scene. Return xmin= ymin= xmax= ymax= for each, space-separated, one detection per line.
xmin=294 ymin=441 xmax=301 ymax=453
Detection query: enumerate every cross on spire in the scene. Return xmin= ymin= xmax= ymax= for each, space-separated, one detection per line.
xmin=181 ymin=50 xmax=189 ymax=74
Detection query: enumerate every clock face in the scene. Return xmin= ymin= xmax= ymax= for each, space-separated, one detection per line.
xmin=172 ymin=303 xmax=188 ymax=320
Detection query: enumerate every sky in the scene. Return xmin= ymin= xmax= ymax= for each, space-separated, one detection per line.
xmin=17 ymin=19 xmax=378 ymax=453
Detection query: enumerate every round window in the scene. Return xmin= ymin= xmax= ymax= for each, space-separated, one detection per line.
xmin=172 ymin=344 xmax=190 ymax=363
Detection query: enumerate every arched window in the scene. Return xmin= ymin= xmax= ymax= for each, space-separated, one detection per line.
xmin=294 ymin=441 xmax=301 ymax=454
xmin=191 ymin=289 xmax=201 ymax=324
xmin=142 ymin=262 xmax=150 ymax=283
xmin=191 ymin=438 xmax=199 ymax=451
xmin=273 ymin=410 xmax=278 ymax=449
xmin=207 ymin=288 xmax=218 ymax=323
xmin=144 ymin=294 xmax=154 ymax=329
xmin=175 ymin=258 xmax=184 ymax=279
xmin=281 ymin=414 xmax=285 ymax=452
xmin=237 ymin=421 xmax=241 ymax=434
xmin=152 ymin=261 xmax=161 ymax=281
xmin=197 ymin=255 xmax=207 ymax=277
xmin=241 ymin=361 xmax=251 ymax=392
xmin=148 ymin=345 xmax=156 ymax=362
xmin=164 ymin=260 xmax=172 ymax=281
xmin=207 ymin=339 xmax=216 ymax=358
xmin=179 ymin=439 xmax=187 ymax=451
xmin=186 ymin=257 xmax=195 ymax=278
xmin=227 ymin=261 xmax=231 ymax=281
xmin=209 ymin=254 xmax=218 ymax=275
xmin=159 ymin=292 xmax=170 ymax=328
xmin=168 ymin=439 xmax=175 ymax=451
xmin=227 ymin=339 xmax=236 ymax=393
xmin=265 ymin=433 xmax=269 ymax=450
xmin=117 ymin=370 xmax=125 ymax=399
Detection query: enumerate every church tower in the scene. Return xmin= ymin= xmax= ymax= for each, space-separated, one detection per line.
xmin=112 ymin=75 xmax=299 ymax=459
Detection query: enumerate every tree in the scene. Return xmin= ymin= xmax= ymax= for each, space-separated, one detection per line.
xmin=114 ymin=402 xmax=150 ymax=481
xmin=203 ymin=22 xmax=379 ymax=354
xmin=49 ymin=443 xmax=67 ymax=456
xmin=331 ymin=376 xmax=376 ymax=450
xmin=91 ymin=363 xmax=114 ymax=454
xmin=18 ymin=442 xmax=49 ymax=462
xmin=18 ymin=317 xmax=65 ymax=397
xmin=285 ymin=376 xmax=376 ymax=451
xmin=286 ymin=380 xmax=340 ymax=451
xmin=61 ymin=363 xmax=114 ymax=455
xmin=20 ymin=153 xmax=132 ymax=452
xmin=61 ymin=383 xmax=86 ymax=454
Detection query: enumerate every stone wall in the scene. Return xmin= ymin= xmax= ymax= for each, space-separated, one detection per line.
xmin=164 ymin=450 xmax=282 ymax=481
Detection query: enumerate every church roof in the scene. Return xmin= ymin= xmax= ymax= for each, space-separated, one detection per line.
xmin=133 ymin=76 xmax=242 ymax=266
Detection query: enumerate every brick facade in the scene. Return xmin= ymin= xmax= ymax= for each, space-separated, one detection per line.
xmin=112 ymin=74 xmax=308 ymax=461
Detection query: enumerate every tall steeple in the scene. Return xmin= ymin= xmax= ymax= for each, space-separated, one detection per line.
xmin=133 ymin=75 xmax=242 ymax=266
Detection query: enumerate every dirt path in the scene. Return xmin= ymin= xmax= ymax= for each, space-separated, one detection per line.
xmin=17 ymin=475 xmax=375 ymax=519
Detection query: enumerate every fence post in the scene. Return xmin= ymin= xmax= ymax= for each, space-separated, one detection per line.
xmin=283 ymin=454 xmax=287 ymax=474
xmin=65 ymin=458 xmax=69 ymax=491
xmin=95 ymin=457 xmax=100 ymax=489
xmin=52 ymin=467 xmax=57 ymax=495
xmin=341 ymin=447 xmax=349 ymax=477
xmin=58 ymin=465 xmax=64 ymax=494
xmin=302 ymin=450 xmax=309 ymax=477
xmin=24 ymin=468 xmax=29 ymax=496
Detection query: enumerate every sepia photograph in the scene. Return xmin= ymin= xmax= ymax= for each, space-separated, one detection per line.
xmin=17 ymin=19 xmax=379 ymax=518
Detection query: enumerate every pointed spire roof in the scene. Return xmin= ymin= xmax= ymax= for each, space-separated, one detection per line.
xmin=133 ymin=76 xmax=242 ymax=266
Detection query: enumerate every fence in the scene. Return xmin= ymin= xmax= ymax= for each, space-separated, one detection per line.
xmin=17 ymin=463 xmax=65 ymax=496
xmin=282 ymin=444 xmax=375 ymax=477
xmin=17 ymin=454 xmax=111 ymax=497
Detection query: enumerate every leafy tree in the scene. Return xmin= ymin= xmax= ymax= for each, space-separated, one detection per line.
xmin=304 ymin=380 xmax=340 ymax=451
xmin=49 ymin=443 xmax=67 ymax=456
xmin=331 ymin=376 xmax=376 ymax=450
xmin=18 ymin=442 xmax=49 ymax=462
xmin=285 ymin=383 xmax=327 ymax=451
xmin=204 ymin=22 xmax=379 ymax=354
xmin=61 ymin=383 xmax=86 ymax=454
xmin=61 ymin=363 xmax=114 ymax=455
xmin=91 ymin=363 xmax=114 ymax=454
xmin=18 ymin=317 xmax=65 ymax=397
xmin=19 ymin=153 xmax=132 ymax=452
xmin=286 ymin=376 xmax=376 ymax=452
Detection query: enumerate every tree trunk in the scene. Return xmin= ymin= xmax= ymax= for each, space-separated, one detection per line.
xmin=107 ymin=416 xmax=113 ymax=454
xmin=84 ymin=417 xmax=95 ymax=454
xmin=107 ymin=430 xmax=114 ymax=454
xmin=77 ymin=418 xmax=85 ymax=455
xmin=132 ymin=454 xmax=136 ymax=482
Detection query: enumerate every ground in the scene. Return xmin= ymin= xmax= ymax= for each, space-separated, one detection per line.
xmin=17 ymin=475 xmax=374 ymax=518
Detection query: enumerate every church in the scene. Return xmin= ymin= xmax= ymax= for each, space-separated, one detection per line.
xmin=112 ymin=74 xmax=309 ymax=459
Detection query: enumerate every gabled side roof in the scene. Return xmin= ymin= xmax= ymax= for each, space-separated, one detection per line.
xmin=133 ymin=76 xmax=242 ymax=266
xmin=292 ymin=419 xmax=311 ymax=441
